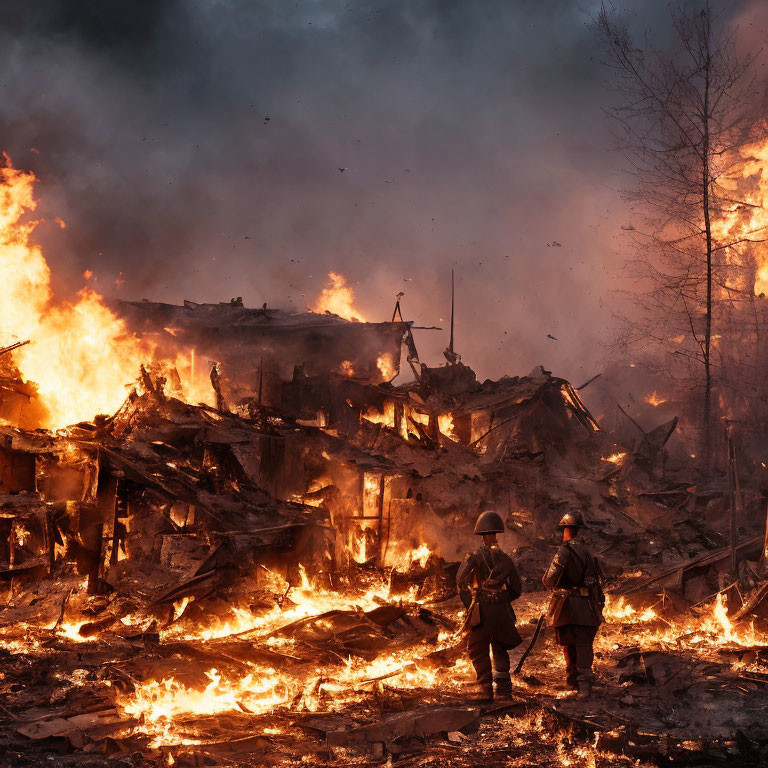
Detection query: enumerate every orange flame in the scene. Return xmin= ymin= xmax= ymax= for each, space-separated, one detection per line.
xmin=312 ymin=271 xmax=365 ymax=321
xmin=711 ymin=137 xmax=768 ymax=295
xmin=376 ymin=353 xmax=396 ymax=381
xmin=0 ymin=162 xmax=153 ymax=428
xmin=644 ymin=391 xmax=666 ymax=407
xmin=438 ymin=413 xmax=457 ymax=440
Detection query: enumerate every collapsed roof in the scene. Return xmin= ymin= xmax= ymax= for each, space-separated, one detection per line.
xmin=112 ymin=299 xmax=411 ymax=386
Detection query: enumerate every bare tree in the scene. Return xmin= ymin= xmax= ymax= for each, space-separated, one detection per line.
xmin=594 ymin=2 xmax=760 ymax=471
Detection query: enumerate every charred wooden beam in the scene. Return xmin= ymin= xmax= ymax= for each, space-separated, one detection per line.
xmin=0 ymin=340 xmax=30 ymax=357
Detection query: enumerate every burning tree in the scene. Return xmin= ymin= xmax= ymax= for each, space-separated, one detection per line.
xmin=594 ymin=3 xmax=762 ymax=470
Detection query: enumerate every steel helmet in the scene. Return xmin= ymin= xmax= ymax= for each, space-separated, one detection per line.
xmin=474 ymin=510 xmax=504 ymax=535
xmin=557 ymin=509 xmax=585 ymax=529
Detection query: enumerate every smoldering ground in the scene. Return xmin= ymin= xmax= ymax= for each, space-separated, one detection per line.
xmin=0 ymin=0 xmax=764 ymax=383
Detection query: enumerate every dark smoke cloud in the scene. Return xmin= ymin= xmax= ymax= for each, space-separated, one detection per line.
xmin=0 ymin=0 xmax=762 ymax=383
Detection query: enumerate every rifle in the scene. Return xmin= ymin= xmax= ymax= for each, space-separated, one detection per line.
xmin=513 ymin=613 xmax=546 ymax=676
xmin=459 ymin=588 xmax=479 ymax=634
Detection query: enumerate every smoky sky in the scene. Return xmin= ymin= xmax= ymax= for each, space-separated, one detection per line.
xmin=0 ymin=0 xmax=764 ymax=384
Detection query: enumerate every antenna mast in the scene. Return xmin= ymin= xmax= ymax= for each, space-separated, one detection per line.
xmin=443 ymin=269 xmax=460 ymax=364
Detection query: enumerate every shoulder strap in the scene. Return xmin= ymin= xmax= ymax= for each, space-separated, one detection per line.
xmin=478 ymin=547 xmax=494 ymax=579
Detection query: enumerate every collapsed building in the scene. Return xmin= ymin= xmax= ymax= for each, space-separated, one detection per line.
xmin=112 ymin=298 xmax=412 ymax=401
xmin=2 ymin=302 xmax=768 ymax=766
xmin=0 ymin=300 xmax=614 ymax=589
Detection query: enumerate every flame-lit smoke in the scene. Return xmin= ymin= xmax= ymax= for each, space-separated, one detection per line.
xmin=312 ymin=271 xmax=365 ymax=321
xmin=0 ymin=161 xmax=153 ymax=428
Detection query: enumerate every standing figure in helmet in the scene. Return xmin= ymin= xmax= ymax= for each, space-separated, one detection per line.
xmin=456 ymin=509 xmax=522 ymax=702
xmin=542 ymin=510 xmax=604 ymax=697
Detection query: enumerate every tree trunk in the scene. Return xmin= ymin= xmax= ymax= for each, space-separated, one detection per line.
xmin=702 ymin=38 xmax=713 ymax=475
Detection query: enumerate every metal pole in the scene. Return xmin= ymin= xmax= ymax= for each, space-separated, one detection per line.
xmin=449 ymin=269 xmax=455 ymax=356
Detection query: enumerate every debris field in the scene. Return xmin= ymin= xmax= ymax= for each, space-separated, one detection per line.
xmin=1 ymin=299 xmax=768 ymax=768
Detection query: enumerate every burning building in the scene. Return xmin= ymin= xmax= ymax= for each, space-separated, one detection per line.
xmin=112 ymin=297 xmax=411 ymax=401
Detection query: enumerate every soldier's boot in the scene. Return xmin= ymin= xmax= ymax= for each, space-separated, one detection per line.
xmin=494 ymin=678 xmax=513 ymax=699
xmin=577 ymin=670 xmax=594 ymax=698
xmin=563 ymin=647 xmax=579 ymax=691
xmin=467 ymin=682 xmax=494 ymax=703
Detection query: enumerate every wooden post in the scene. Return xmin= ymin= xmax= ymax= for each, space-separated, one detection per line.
xmin=109 ymin=473 xmax=124 ymax=566
xmin=761 ymin=497 xmax=768 ymax=576
xmin=9 ymin=520 xmax=17 ymax=596
xmin=353 ymin=470 xmax=366 ymax=568
xmin=448 ymin=269 xmax=455 ymax=358
xmin=394 ymin=400 xmax=404 ymax=438
xmin=427 ymin=413 xmax=439 ymax=443
xmin=46 ymin=507 xmax=55 ymax=576
xmin=88 ymin=523 xmax=104 ymax=595
xmin=382 ymin=496 xmax=392 ymax=565
xmin=8 ymin=520 xmax=16 ymax=570
xmin=732 ymin=441 xmax=743 ymax=518
xmin=376 ymin=474 xmax=386 ymax=564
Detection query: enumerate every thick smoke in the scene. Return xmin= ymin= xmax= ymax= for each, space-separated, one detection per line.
xmin=0 ymin=0 xmax=762 ymax=384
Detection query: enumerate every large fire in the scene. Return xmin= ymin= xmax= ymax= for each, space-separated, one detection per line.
xmin=111 ymin=563 xmax=468 ymax=747
xmin=102 ymin=579 xmax=768 ymax=749
xmin=0 ymin=160 xmax=392 ymax=431
xmin=712 ymin=136 xmax=768 ymax=296
xmin=312 ymin=271 xmax=365 ymax=321
xmin=602 ymin=592 xmax=761 ymax=649
xmin=0 ymin=162 xmax=152 ymax=428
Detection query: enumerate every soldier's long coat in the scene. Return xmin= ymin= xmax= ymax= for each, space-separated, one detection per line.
xmin=542 ymin=539 xmax=603 ymax=628
xmin=456 ymin=545 xmax=522 ymax=648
